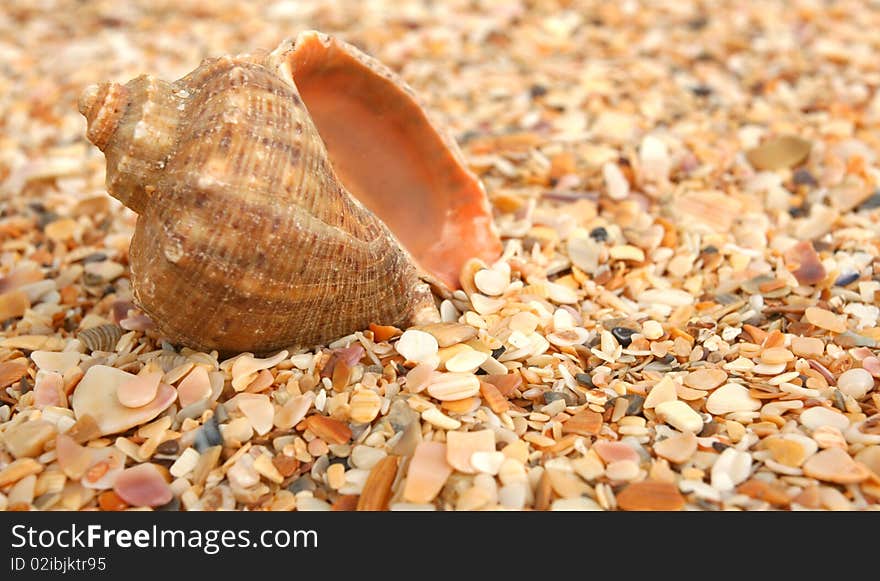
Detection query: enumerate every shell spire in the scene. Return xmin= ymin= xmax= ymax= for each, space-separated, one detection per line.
xmin=79 ymin=82 xmax=128 ymax=152
xmin=81 ymin=75 xmax=183 ymax=214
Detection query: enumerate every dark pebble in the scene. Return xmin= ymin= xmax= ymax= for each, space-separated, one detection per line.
xmin=491 ymin=346 xmax=506 ymax=359
xmin=459 ymin=130 xmax=480 ymax=144
xmin=156 ymin=496 xmax=180 ymax=511
xmin=788 ymin=204 xmax=808 ymax=218
xmin=711 ymin=441 xmax=729 ymax=452
xmin=643 ymin=361 xmax=671 ymax=373
xmin=699 ymin=421 xmax=720 ymax=437
xmin=213 ymin=403 xmax=229 ymax=424
xmin=574 ymin=373 xmax=594 ymax=387
xmin=701 ymin=245 xmax=718 ymax=254
xmin=687 ymin=16 xmax=709 ymax=30
xmin=156 ymin=439 xmax=179 ymax=455
xmin=589 ymin=226 xmax=608 ymax=242
xmin=611 ymin=327 xmax=636 ymax=347
xmin=623 ymin=394 xmax=645 ymax=416
xmin=792 ymin=168 xmax=818 ymax=187
xmin=395 ymin=362 xmax=408 ymax=376
xmin=18 ymin=375 xmax=32 ymax=393
xmin=388 ymin=399 xmax=418 ymax=433
xmin=287 ymin=475 xmax=316 ymax=494
xmin=529 ymin=84 xmax=548 ymax=98
xmin=690 ymin=85 xmax=712 ymax=97
xmin=544 ymin=391 xmax=577 ymax=406
xmin=858 ymin=190 xmax=880 ymax=211
xmin=81 ymin=252 xmax=108 ymax=264
xmin=37 ymin=212 xmax=60 ymax=230
xmin=194 ymin=416 xmax=223 ymax=452
xmin=834 ymin=272 xmax=859 ymax=287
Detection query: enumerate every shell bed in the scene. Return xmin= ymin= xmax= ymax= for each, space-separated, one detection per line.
xmin=1 ymin=0 xmax=879 ymax=512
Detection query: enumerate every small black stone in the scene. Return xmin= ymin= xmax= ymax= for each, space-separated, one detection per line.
xmin=792 ymin=168 xmax=818 ymax=187
xmin=395 ymin=362 xmax=408 ymax=376
xmin=287 ymin=475 xmax=316 ymax=494
xmin=81 ymin=252 xmax=108 ymax=264
xmin=213 ymin=403 xmax=229 ymax=424
xmin=700 ymin=421 xmax=720 ymax=437
xmin=690 ymin=85 xmax=712 ymax=97
xmin=194 ymin=416 xmax=222 ymax=452
xmin=589 ymin=226 xmax=608 ymax=242
xmin=711 ymin=441 xmax=729 ymax=453
xmin=858 ymin=190 xmax=880 ymax=210
xmin=701 ymin=245 xmax=718 ymax=254
xmin=574 ymin=373 xmax=594 ymax=387
xmin=623 ymin=394 xmax=645 ymax=416
xmin=544 ymin=391 xmax=576 ymax=406
xmin=491 ymin=346 xmax=506 ymax=359
xmin=687 ymin=16 xmax=709 ymax=30
xmin=156 ymin=439 xmax=180 ymax=455
xmin=156 ymin=496 xmax=181 ymax=511
xmin=788 ymin=204 xmax=808 ymax=218
xmin=18 ymin=375 xmax=32 ymax=393
xmin=529 ymin=84 xmax=548 ymax=98
xmin=611 ymin=326 xmax=636 ymax=347
xmin=835 ymin=272 xmax=859 ymax=287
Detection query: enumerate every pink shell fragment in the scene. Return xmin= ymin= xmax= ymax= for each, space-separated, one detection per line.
xmin=593 ymin=440 xmax=640 ymax=464
xmin=81 ymin=447 xmax=126 ymax=490
xmin=403 ymin=441 xmax=452 ymax=503
xmin=113 ymin=463 xmax=173 ymax=507
xmin=783 ymin=241 xmax=826 ymax=286
xmin=111 ymin=299 xmax=138 ymax=325
xmin=236 ymin=394 xmax=275 ymax=436
xmin=863 ymin=356 xmax=880 ymax=379
xmin=120 ymin=312 xmax=155 ymax=331
xmin=117 ymin=371 xmax=163 ymax=408
xmin=56 ymin=433 xmax=92 ymax=479
xmin=177 ymin=366 xmax=212 ymax=408
xmin=33 ymin=371 xmax=64 ymax=409
xmin=321 ymin=344 xmax=365 ymax=379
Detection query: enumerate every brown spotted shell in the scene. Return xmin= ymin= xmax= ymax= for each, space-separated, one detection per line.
xmin=79 ymin=31 xmax=501 ymax=354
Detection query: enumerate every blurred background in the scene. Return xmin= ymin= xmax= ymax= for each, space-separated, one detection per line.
xmin=1 ymin=0 xmax=878 ymax=237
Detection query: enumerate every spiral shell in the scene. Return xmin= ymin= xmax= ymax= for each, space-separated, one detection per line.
xmin=78 ymin=324 xmax=124 ymax=353
xmin=79 ymin=31 xmax=501 ymax=353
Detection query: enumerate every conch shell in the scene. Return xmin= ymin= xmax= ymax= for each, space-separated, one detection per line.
xmin=79 ymin=31 xmax=501 ymax=353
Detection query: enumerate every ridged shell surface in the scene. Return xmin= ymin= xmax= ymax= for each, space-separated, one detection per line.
xmin=80 ymin=31 xmax=500 ymax=354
